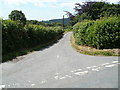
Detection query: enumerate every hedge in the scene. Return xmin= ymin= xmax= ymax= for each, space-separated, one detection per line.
xmin=2 ymin=20 xmax=63 ymax=58
xmin=73 ymin=16 xmax=120 ymax=49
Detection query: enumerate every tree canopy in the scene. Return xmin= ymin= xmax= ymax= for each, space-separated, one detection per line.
xmin=66 ymin=1 xmax=120 ymax=25
xmin=9 ymin=10 xmax=26 ymax=26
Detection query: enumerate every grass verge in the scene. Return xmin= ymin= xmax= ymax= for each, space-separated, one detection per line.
xmin=2 ymin=34 xmax=63 ymax=63
xmin=70 ymin=34 xmax=120 ymax=56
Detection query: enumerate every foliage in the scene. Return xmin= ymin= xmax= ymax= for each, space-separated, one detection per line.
xmin=66 ymin=1 xmax=120 ymax=25
xmin=73 ymin=20 xmax=94 ymax=45
xmin=73 ymin=16 xmax=120 ymax=49
xmin=74 ymin=2 xmax=96 ymax=15
xmin=26 ymin=20 xmax=48 ymax=26
xmin=9 ymin=10 xmax=26 ymax=26
xmin=64 ymin=11 xmax=75 ymax=20
xmin=71 ymin=34 xmax=117 ymax=56
xmin=87 ymin=2 xmax=120 ymax=20
xmin=2 ymin=20 xmax=63 ymax=62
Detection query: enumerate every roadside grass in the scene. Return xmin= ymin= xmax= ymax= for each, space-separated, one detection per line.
xmin=2 ymin=34 xmax=63 ymax=63
xmin=70 ymin=34 xmax=120 ymax=56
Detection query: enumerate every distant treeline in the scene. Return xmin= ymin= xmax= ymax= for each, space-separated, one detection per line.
xmin=42 ymin=18 xmax=70 ymax=25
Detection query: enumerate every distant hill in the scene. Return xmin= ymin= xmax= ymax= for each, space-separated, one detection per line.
xmin=42 ymin=18 xmax=70 ymax=25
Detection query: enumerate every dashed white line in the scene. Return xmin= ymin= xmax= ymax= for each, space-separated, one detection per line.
xmin=54 ymin=76 xmax=59 ymax=80
xmin=70 ymin=69 xmax=82 ymax=72
xmin=92 ymin=68 xmax=99 ymax=71
xmin=8 ymin=85 xmax=10 ymax=87
xmin=74 ymin=71 xmax=88 ymax=76
xmin=92 ymin=66 xmax=97 ymax=68
xmin=77 ymin=69 xmax=82 ymax=71
xmin=71 ymin=70 xmax=74 ymax=72
xmin=41 ymin=80 xmax=47 ymax=84
xmin=31 ymin=84 xmax=35 ymax=86
xmin=105 ymin=64 xmax=116 ymax=68
xmin=112 ymin=61 xmax=118 ymax=64
xmin=86 ymin=67 xmax=91 ymax=69
xmin=59 ymin=77 xmax=66 ymax=80
xmin=101 ymin=63 xmax=110 ymax=66
xmin=65 ymin=75 xmax=72 ymax=78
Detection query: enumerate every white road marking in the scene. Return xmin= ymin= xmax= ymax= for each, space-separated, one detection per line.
xmin=59 ymin=77 xmax=66 ymax=80
xmin=57 ymin=55 xmax=59 ymax=58
xmin=96 ymin=67 xmax=101 ymax=70
xmin=65 ymin=75 xmax=72 ymax=78
xmin=86 ymin=67 xmax=91 ymax=69
xmin=31 ymin=84 xmax=35 ymax=86
xmin=8 ymin=85 xmax=10 ymax=87
xmin=101 ymin=63 xmax=110 ymax=66
xmin=71 ymin=70 xmax=74 ymax=72
xmin=92 ymin=66 xmax=97 ymax=68
xmin=54 ymin=76 xmax=59 ymax=80
xmin=112 ymin=61 xmax=118 ymax=64
xmin=105 ymin=64 xmax=116 ymax=68
xmin=0 ymin=85 xmax=5 ymax=89
xmin=77 ymin=69 xmax=82 ymax=71
xmin=83 ymin=71 xmax=88 ymax=73
xmin=70 ymin=69 xmax=82 ymax=72
xmin=74 ymin=71 xmax=88 ymax=76
xmin=92 ymin=68 xmax=99 ymax=71
xmin=41 ymin=80 xmax=47 ymax=84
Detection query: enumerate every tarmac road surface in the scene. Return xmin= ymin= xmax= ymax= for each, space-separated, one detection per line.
xmin=0 ymin=32 xmax=119 ymax=88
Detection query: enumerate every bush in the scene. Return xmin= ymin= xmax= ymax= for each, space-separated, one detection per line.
xmin=73 ymin=16 xmax=120 ymax=49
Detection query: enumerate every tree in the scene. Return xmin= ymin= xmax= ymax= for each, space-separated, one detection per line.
xmin=64 ymin=11 xmax=75 ymax=20
xmin=74 ymin=2 xmax=97 ymax=15
xmin=66 ymin=1 xmax=120 ymax=25
xmin=9 ymin=10 xmax=26 ymax=26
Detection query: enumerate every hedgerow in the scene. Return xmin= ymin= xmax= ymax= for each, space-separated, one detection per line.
xmin=73 ymin=16 xmax=120 ymax=49
xmin=73 ymin=20 xmax=94 ymax=45
xmin=2 ymin=20 xmax=63 ymax=61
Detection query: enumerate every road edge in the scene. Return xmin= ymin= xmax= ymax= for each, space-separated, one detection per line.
xmin=70 ymin=33 xmax=120 ymax=56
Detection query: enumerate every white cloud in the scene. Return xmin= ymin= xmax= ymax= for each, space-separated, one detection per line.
xmin=106 ymin=0 xmax=119 ymax=3
xmin=54 ymin=1 xmax=83 ymax=8
xmin=0 ymin=0 xmax=119 ymax=7
xmin=0 ymin=0 xmax=57 ymax=6
xmin=60 ymin=2 xmax=76 ymax=7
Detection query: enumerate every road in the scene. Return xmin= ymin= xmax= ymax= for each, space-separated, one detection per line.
xmin=0 ymin=32 xmax=119 ymax=88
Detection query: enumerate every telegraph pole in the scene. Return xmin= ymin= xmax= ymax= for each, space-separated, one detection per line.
xmin=63 ymin=15 xmax=64 ymax=30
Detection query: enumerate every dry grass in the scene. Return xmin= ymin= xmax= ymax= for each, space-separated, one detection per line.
xmin=70 ymin=34 xmax=120 ymax=56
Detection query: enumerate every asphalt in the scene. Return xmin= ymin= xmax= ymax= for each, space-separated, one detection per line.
xmin=0 ymin=32 xmax=119 ymax=88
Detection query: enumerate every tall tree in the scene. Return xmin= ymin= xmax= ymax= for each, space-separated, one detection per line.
xmin=9 ymin=10 xmax=26 ymax=26
xmin=74 ymin=2 xmax=96 ymax=15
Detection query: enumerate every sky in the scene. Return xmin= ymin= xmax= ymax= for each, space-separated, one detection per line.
xmin=0 ymin=0 xmax=119 ymax=21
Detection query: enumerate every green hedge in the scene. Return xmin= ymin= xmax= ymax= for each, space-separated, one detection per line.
xmin=73 ymin=16 xmax=120 ymax=49
xmin=73 ymin=20 xmax=95 ymax=45
xmin=2 ymin=20 xmax=63 ymax=59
